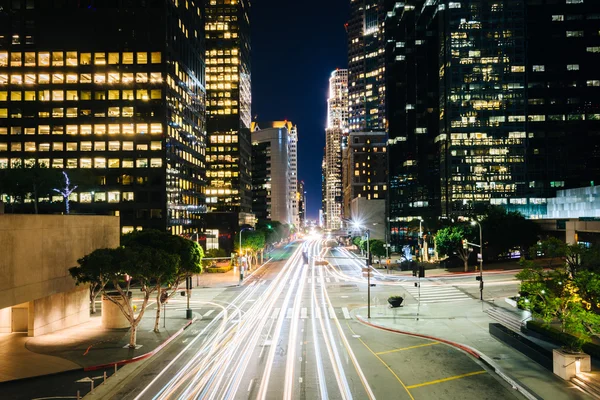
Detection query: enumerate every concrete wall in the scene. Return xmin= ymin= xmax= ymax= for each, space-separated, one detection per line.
xmin=0 ymin=215 xmax=119 ymax=335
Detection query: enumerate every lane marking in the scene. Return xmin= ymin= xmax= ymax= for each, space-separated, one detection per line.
xmin=301 ymin=307 xmax=308 ymax=319
xmin=405 ymin=370 xmax=486 ymax=389
xmin=346 ymin=321 xmax=415 ymax=400
xmin=342 ymin=307 xmax=351 ymax=320
xmin=203 ymin=310 xmax=214 ymax=317
xmin=376 ymin=341 xmax=440 ymax=355
xmin=286 ymin=308 xmax=293 ymax=319
xmin=328 ymin=306 xmax=335 ymax=319
xmin=326 ymin=278 xmax=331 ymax=283
xmin=271 ymin=307 xmax=280 ymax=319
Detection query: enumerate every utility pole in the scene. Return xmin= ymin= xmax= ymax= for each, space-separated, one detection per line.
xmin=366 ymin=229 xmax=371 ymax=319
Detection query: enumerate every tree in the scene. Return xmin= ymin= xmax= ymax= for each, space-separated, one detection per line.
xmin=435 ymin=226 xmax=474 ymax=272
xmin=369 ymin=239 xmax=386 ymax=260
xmin=352 ymin=236 xmax=362 ymax=250
xmin=121 ymin=230 xmax=203 ymax=332
xmin=69 ymin=248 xmax=115 ymax=314
xmin=235 ymin=230 xmax=266 ymax=268
xmin=69 ymin=246 xmax=179 ymax=347
xmin=0 ymin=162 xmax=62 ymax=214
xmin=53 ymin=171 xmax=78 ymax=214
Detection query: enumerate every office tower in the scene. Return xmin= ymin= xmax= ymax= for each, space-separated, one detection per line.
xmin=287 ymin=122 xmax=299 ymax=227
xmin=321 ymin=152 xmax=327 ymax=226
xmin=204 ymin=0 xmax=253 ymax=219
xmin=325 ymin=69 xmax=348 ymax=230
xmin=298 ymin=180 xmax=306 ymax=229
xmin=250 ymin=121 xmax=296 ymax=224
xmin=0 ymin=1 xmax=206 ymax=235
xmin=385 ymin=1 xmax=600 ymax=229
xmin=342 ymin=131 xmax=388 ymax=239
xmin=348 ymin=0 xmax=386 ymax=132
xmin=524 ymin=0 xmax=600 ymax=216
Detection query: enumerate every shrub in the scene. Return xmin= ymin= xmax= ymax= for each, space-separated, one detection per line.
xmin=205 ymin=265 xmax=233 ymax=273
xmin=526 ymin=320 xmax=600 ymax=357
xmin=388 ymin=295 xmax=403 ymax=301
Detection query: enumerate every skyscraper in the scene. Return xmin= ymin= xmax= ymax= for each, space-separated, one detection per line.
xmin=0 ymin=1 xmax=206 ymax=235
xmin=325 ymin=69 xmax=348 ymax=230
xmin=204 ymin=0 xmax=252 ymax=219
xmin=348 ymin=0 xmax=386 ymax=132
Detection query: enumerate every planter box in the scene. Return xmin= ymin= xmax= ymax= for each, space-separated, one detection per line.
xmin=489 ymin=323 xmax=553 ymax=370
xmin=388 ymin=298 xmax=403 ymax=308
xmin=553 ymin=349 xmax=591 ymax=380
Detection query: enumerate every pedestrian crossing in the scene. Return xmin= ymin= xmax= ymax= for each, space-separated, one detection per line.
xmin=402 ymin=283 xmax=471 ymax=304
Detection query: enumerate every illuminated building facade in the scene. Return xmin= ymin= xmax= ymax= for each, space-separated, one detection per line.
xmin=348 ymin=0 xmax=386 ymax=132
xmin=0 ymin=0 xmax=206 ymax=235
xmin=325 ymin=69 xmax=348 ymax=230
xmin=298 ymin=180 xmax=306 ymax=229
xmin=250 ymin=121 xmax=294 ymax=224
xmin=204 ymin=0 xmax=252 ymax=216
xmin=386 ymin=0 xmax=600 ymax=234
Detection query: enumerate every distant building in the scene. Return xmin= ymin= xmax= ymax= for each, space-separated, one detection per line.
xmin=250 ymin=121 xmax=297 ymax=225
xmin=325 ymin=69 xmax=348 ymax=230
xmin=0 ymin=1 xmax=207 ymax=235
xmin=298 ymin=180 xmax=306 ymax=229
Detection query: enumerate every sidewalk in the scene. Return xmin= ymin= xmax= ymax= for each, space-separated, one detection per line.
xmin=0 ymin=286 xmax=227 ymax=383
xmin=352 ymin=302 xmax=590 ymax=400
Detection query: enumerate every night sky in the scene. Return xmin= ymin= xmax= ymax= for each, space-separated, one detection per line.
xmin=251 ymin=0 xmax=349 ymax=221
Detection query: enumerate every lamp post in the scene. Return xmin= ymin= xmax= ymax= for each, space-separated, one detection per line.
xmin=365 ymin=228 xmax=371 ymax=319
xmin=471 ymin=220 xmax=483 ymax=300
xmin=239 ymin=227 xmax=252 ymax=286
xmin=419 ymin=219 xmax=423 ymax=262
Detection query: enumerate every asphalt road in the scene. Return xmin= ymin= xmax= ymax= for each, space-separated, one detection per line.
xmin=100 ymin=240 xmax=523 ymax=400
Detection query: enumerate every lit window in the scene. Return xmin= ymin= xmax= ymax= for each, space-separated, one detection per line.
xmin=10 ymin=91 xmax=22 ymax=101
xmin=66 ymin=52 xmax=78 ymax=66
xmin=136 ymin=159 xmax=148 ymax=168
xmin=137 ymin=124 xmax=148 ymax=134
xmin=80 ymin=158 xmax=92 ymax=168
xmin=136 ymin=144 xmax=148 ymax=151
xmin=0 ymin=158 xmax=7 ymax=168
xmin=66 ymin=91 xmax=78 ymax=101
xmin=52 ymin=143 xmax=63 ymax=151
xmin=94 ymin=124 xmax=106 ymax=135
xmin=122 ymin=141 xmax=134 ymax=151
xmin=136 ymin=90 xmax=149 ymax=100
xmin=122 ymin=89 xmax=134 ymax=99
xmin=122 ymin=52 xmax=134 ymax=64
xmin=0 ymin=74 xmax=9 ymax=85
xmin=108 ymin=107 xmax=120 ymax=117
xmin=108 ymin=191 xmax=120 ymax=203
xmin=93 ymin=142 xmax=105 ymax=151
xmin=94 ymin=192 xmax=106 ymax=202
xmin=150 ymin=158 xmax=162 ymax=168
xmin=122 ymin=74 xmax=134 ymax=84
xmin=80 ymin=125 xmax=92 ymax=135
xmin=122 ymin=107 xmax=133 ymax=117
xmin=151 ymin=89 xmax=162 ymax=99
xmin=108 ymin=73 xmax=120 ymax=84
xmin=52 ymin=90 xmax=64 ymax=101
xmin=39 ymin=143 xmax=51 ymax=152
xmin=0 ymin=127 xmax=6 ymax=135
xmin=11 ymin=74 xmax=23 ymax=84
xmin=108 ymin=141 xmax=120 ymax=151
xmin=52 ymin=73 xmax=64 ymax=84
xmin=80 ymin=192 xmax=92 ymax=203
xmin=24 ymin=127 xmax=35 ymax=135
xmin=150 ymin=73 xmax=162 ymax=83
xmin=532 ymin=65 xmax=545 ymax=72
xmin=52 ymin=126 xmax=63 ymax=135
xmin=0 ymin=91 xmax=6 ymax=101
xmin=567 ymin=64 xmax=580 ymax=71
xmin=24 ymin=74 xmax=35 ymax=85
xmin=123 ymin=192 xmax=134 ymax=201
xmin=122 ymin=124 xmax=134 ymax=135
xmin=25 ymin=142 xmax=36 ymax=152
xmin=566 ymin=31 xmax=584 ymax=37
xmin=80 ymin=141 xmax=92 ymax=151
xmin=10 ymin=53 xmax=22 ymax=67
xmin=38 ymin=125 xmax=50 ymax=135
xmin=80 ymin=73 xmax=92 ymax=83
xmin=108 ymin=90 xmax=120 ymax=100
xmin=66 ymin=142 xmax=78 ymax=151
xmin=66 ymin=125 xmax=78 ymax=135
xmin=151 ymin=52 xmax=161 ymax=63
xmin=137 ymin=52 xmax=148 ymax=64
xmin=94 ymin=74 xmax=106 ymax=84
xmin=135 ymin=73 xmax=148 ymax=83
xmin=0 ymin=52 xmax=8 ymax=66
xmin=80 ymin=53 xmax=91 ymax=65
xmin=94 ymin=157 xmax=106 ymax=168
xmin=80 ymin=91 xmax=91 ymax=100
xmin=10 ymin=143 xmax=21 ymax=151
xmin=150 ymin=141 xmax=162 ymax=150
xmin=108 ymin=53 xmax=119 ymax=64
xmin=150 ymin=123 xmax=162 ymax=134
xmin=108 ymin=124 xmax=120 ymax=135
xmin=52 ymin=52 xmax=64 ymax=66
xmin=94 ymin=53 xmax=106 ymax=65
xmin=52 ymin=159 xmax=64 ymax=169
xmin=109 ymin=159 xmax=120 ymax=168
xmin=66 ymin=158 xmax=77 ymax=169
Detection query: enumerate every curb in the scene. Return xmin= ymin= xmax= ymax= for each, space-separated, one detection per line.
xmin=83 ymin=317 xmax=197 ymax=372
xmin=355 ymin=315 xmax=541 ymax=400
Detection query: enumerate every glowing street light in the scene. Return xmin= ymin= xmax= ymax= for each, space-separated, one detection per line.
xmin=471 ymin=220 xmax=483 ymax=300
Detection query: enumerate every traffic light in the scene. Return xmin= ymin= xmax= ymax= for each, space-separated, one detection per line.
xmin=267 ymin=224 xmax=272 ymax=229
xmin=462 ymin=239 xmax=468 ymax=249
xmin=419 ymin=266 xmax=425 ymax=278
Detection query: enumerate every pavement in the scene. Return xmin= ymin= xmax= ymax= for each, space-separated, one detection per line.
xmin=352 ymin=301 xmax=591 ymax=400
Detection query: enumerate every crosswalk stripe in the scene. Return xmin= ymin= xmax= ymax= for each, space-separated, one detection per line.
xmin=307 ymin=278 xmax=312 ymax=284
xmin=271 ymin=308 xmax=280 ymax=319
xmin=326 ymin=278 xmax=331 ymax=283
xmin=203 ymin=310 xmax=214 ymax=317
xmin=316 ymin=307 xmax=321 ymax=319
xmin=421 ymin=298 xmax=470 ymax=303
xmin=286 ymin=308 xmax=293 ymax=319
xmin=328 ymin=306 xmax=335 ymax=319
xmin=301 ymin=307 xmax=307 ymax=319
xmin=342 ymin=307 xmax=351 ymax=320
xmin=335 ymin=277 xmax=340 ymax=283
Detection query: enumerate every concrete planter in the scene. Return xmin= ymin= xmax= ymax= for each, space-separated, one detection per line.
xmin=101 ymin=292 xmax=132 ymax=329
xmin=552 ymin=348 xmax=591 ymax=380
xmin=388 ymin=297 xmax=404 ymax=308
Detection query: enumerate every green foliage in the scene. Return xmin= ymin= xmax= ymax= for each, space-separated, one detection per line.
xmin=205 ymin=264 xmax=234 ymax=273
xmin=388 ymin=295 xmax=403 ymax=301
xmin=526 ymin=320 xmax=600 ymax=358
xmin=352 ymin=236 xmax=362 ymax=248
xmin=369 ymin=239 xmax=386 ymax=258
xmin=517 ymin=247 xmax=600 ymax=351
xmin=235 ymin=229 xmax=266 ymax=253
xmin=435 ymin=225 xmax=473 ymax=271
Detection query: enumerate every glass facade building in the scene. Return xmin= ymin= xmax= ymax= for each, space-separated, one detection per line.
xmin=0 ymin=0 xmax=207 ymax=235
xmin=204 ymin=0 xmax=252 ymax=215
xmin=348 ymin=0 xmax=386 ymax=133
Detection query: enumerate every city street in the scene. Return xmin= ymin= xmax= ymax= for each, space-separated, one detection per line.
xmin=96 ymin=240 xmax=522 ymax=400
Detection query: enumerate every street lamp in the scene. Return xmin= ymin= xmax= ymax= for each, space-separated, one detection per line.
xmin=471 ymin=220 xmax=483 ymax=300
xmin=239 ymin=227 xmax=252 ymax=285
xmin=353 ymin=221 xmax=372 ymax=319
xmin=419 ymin=219 xmax=424 ymax=262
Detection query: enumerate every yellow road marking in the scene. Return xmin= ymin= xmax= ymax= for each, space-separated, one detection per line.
xmin=376 ymin=341 xmax=440 ymax=355
xmin=406 ymin=370 xmax=487 ymax=389
xmin=346 ymin=321 xmax=415 ymax=400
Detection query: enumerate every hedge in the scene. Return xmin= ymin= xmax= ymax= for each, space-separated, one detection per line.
xmin=205 ymin=265 xmax=234 ymax=273
xmin=526 ymin=320 xmax=600 ymax=358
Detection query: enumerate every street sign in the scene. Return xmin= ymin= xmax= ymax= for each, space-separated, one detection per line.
xmin=477 ymin=253 xmax=482 ymax=261
xmin=362 ymin=267 xmax=370 ymax=273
